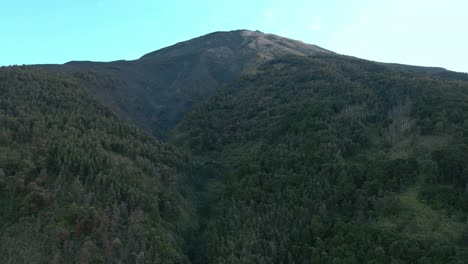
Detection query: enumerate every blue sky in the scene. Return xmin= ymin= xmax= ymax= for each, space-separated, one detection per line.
xmin=1 ymin=0 xmax=467 ymax=72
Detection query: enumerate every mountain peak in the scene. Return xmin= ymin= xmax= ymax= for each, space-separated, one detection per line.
xmin=43 ymin=30 xmax=334 ymax=133
xmin=140 ymin=29 xmax=331 ymax=60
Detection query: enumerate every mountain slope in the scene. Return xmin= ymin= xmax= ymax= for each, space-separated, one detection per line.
xmin=171 ymin=55 xmax=468 ymax=263
xmin=40 ymin=30 xmax=332 ymax=136
xmin=0 ymin=67 xmax=196 ymax=263
xmin=4 ymin=30 xmax=468 ymax=263
xmin=39 ymin=30 xmax=466 ymax=138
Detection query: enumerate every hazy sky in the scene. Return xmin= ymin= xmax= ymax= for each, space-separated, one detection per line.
xmin=1 ymin=0 xmax=467 ymax=72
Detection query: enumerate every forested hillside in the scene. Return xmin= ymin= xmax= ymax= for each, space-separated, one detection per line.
xmin=0 ymin=67 xmax=196 ymax=263
xmin=172 ymin=55 xmax=468 ymax=263
xmin=2 ymin=32 xmax=468 ymax=264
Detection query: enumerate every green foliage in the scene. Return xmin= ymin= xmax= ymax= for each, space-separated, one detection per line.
xmin=2 ymin=52 xmax=468 ymax=264
xmin=172 ymin=55 xmax=468 ymax=263
xmin=0 ymin=67 xmax=195 ymax=263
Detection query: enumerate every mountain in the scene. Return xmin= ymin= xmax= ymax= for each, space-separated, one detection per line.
xmin=39 ymin=30 xmax=332 ymax=136
xmin=39 ymin=30 xmax=466 ymax=137
xmin=2 ymin=30 xmax=468 ymax=263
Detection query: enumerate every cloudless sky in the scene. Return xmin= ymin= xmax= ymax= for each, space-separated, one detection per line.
xmin=1 ymin=0 xmax=467 ymax=72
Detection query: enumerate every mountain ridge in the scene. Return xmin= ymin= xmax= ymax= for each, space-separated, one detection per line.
xmin=36 ymin=30 xmax=335 ymax=135
xmin=36 ymin=29 xmax=467 ymax=136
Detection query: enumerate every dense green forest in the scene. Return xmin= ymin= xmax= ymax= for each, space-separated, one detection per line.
xmin=2 ymin=53 xmax=468 ymax=263
xmin=0 ymin=67 xmax=196 ymax=263
xmin=172 ymin=55 xmax=468 ymax=263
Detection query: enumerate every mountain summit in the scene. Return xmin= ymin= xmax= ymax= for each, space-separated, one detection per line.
xmin=141 ymin=30 xmax=331 ymax=60
xmin=42 ymin=30 xmax=332 ymax=134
